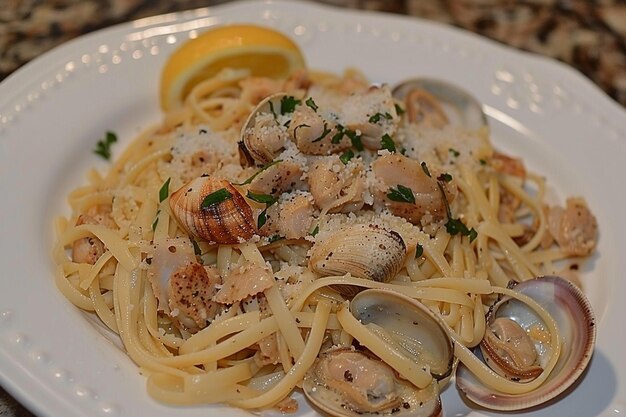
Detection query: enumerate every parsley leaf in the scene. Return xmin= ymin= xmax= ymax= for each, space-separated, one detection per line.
xmin=280 ymin=96 xmax=301 ymax=114
xmin=369 ymin=112 xmax=393 ymax=124
xmin=310 ymin=225 xmax=320 ymax=237
xmin=268 ymin=235 xmax=284 ymax=243
xmin=345 ymin=129 xmax=364 ymax=151
xmin=200 ymin=188 xmax=232 ymax=208
xmin=415 ymin=244 xmax=424 ymax=258
xmin=93 ymin=131 xmax=117 ymax=160
xmin=151 ymin=210 xmax=160 ymax=231
xmin=331 ymin=125 xmax=345 ymax=144
xmin=381 ymin=134 xmax=396 ymax=152
xmin=437 ymin=181 xmax=477 ymax=242
xmin=305 ymin=97 xmax=318 ymax=112
xmin=246 ymin=191 xmax=278 ymax=206
xmin=339 ymin=149 xmax=355 ymax=165
xmin=394 ymin=103 xmax=405 ymax=115
xmin=437 ymin=173 xmax=453 ymax=182
xmin=235 ymin=160 xmax=282 ymax=186
xmin=159 ymin=178 xmax=171 ymax=203
xmin=258 ymin=208 xmax=268 ymax=228
xmin=387 ymin=185 xmax=416 ymax=204
xmin=421 ymin=161 xmax=431 ymax=177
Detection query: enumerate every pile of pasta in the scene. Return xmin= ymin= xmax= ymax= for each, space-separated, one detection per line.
xmin=53 ymin=68 xmax=597 ymax=411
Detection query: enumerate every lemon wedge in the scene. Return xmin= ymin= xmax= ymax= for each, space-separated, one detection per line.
xmin=160 ymin=24 xmax=306 ymax=111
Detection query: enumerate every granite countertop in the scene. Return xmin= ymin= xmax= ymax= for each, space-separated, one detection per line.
xmin=1 ymin=0 xmax=625 ymax=415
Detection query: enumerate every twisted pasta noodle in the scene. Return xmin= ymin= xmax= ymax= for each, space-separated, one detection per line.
xmin=52 ymin=67 xmax=596 ymax=412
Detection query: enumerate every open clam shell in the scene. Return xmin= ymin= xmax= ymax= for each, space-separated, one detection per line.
xmin=303 ymin=289 xmax=454 ymax=417
xmin=302 ymin=348 xmax=442 ymax=417
xmin=392 ymin=78 xmax=487 ymax=130
xmin=455 ymin=275 xmax=596 ymax=411
xmin=239 ymin=93 xmax=290 ymax=166
xmin=351 ymin=289 xmax=455 ymax=381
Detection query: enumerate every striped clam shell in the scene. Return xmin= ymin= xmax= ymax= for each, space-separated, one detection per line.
xmin=169 ymin=175 xmax=256 ymax=245
xmin=309 ymin=224 xmax=406 ymax=296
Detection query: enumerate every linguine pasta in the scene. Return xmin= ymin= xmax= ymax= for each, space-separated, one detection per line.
xmin=53 ymin=67 xmax=598 ymax=412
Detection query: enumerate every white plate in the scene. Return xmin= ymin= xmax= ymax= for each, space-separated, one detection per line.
xmin=1 ymin=1 xmax=624 ymax=416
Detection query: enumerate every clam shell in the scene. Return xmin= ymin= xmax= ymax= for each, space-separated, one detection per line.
xmin=169 ymin=176 xmax=256 ymax=244
xmin=351 ymin=289 xmax=455 ymax=381
xmin=455 ymin=275 xmax=596 ymax=411
xmin=240 ymin=93 xmax=289 ymax=165
xmin=392 ymin=78 xmax=487 ymax=130
xmin=309 ymin=224 xmax=406 ymax=296
xmin=303 ymin=348 xmax=443 ymax=417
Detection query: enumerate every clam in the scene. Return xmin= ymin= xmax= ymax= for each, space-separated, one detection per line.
xmin=303 ymin=289 xmax=454 ymax=417
xmin=309 ymin=224 xmax=406 ymax=296
xmin=455 ymin=275 xmax=596 ymax=410
xmin=240 ymin=93 xmax=290 ymax=166
xmin=392 ymin=78 xmax=487 ymax=130
xmin=372 ymin=153 xmax=457 ymax=225
xmin=169 ymin=175 xmax=256 ymax=244
xmin=350 ymin=289 xmax=455 ymax=381
xmin=303 ymin=348 xmax=442 ymax=417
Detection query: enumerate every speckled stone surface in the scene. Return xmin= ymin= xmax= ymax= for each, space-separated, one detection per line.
xmin=0 ymin=0 xmax=624 ymax=415
xmin=2 ymin=0 xmax=626 ymax=106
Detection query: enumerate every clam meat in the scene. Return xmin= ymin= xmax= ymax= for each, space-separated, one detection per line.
xmin=303 ymin=348 xmax=442 ymax=417
xmin=392 ymin=78 xmax=487 ymax=130
xmin=455 ymin=275 xmax=596 ymax=411
xmin=303 ymin=289 xmax=454 ymax=417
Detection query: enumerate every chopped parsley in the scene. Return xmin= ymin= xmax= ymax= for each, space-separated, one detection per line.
xmin=387 ymin=184 xmax=416 ymax=204
xmin=235 ymin=160 xmax=282 ymax=186
xmin=268 ymin=235 xmax=284 ymax=243
xmin=421 ymin=161 xmax=431 ymax=177
xmin=479 ymin=159 xmax=487 ymax=166
xmin=437 ymin=173 xmax=453 ymax=182
xmin=394 ymin=103 xmax=405 ymax=115
xmin=305 ymin=97 xmax=318 ymax=112
xmin=369 ymin=112 xmax=393 ymax=124
xmin=310 ymin=225 xmax=320 ymax=237
xmin=380 ymin=134 xmax=396 ymax=152
xmin=200 ymin=188 xmax=232 ymax=208
xmin=151 ymin=210 xmax=160 ymax=231
xmin=331 ymin=125 xmax=345 ymax=144
xmin=246 ymin=191 xmax=279 ymax=206
xmin=280 ymin=96 xmax=301 ymax=114
xmin=449 ymin=148 xmax=460 ymax=157
xmin=345 ymin=129 xmax=364 ymax=151
xmin=159 ymin=178 xmax=171 ymax=203
xmin=415 ymin=244 xmax=424 ymax=258
xmin=311 ymin=122 xmax=331 ymax=142
xmin=93 ymin=131 xmax=117 ymax=160
xmin=257 ymin=209 xmax=269 ymax=228
xmin=247 ymin=191 xmax=279 ymax=229
xmin=339 ymin=149 xmax=355 ymax=165
xmin=437 ymin=181 xmax=477 ymax=242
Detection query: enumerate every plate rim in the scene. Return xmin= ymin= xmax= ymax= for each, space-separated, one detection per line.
xmin=0 ymin=1 xmax=624 ymax=417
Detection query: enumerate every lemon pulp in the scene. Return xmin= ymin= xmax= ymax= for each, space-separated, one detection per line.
xmin=160 ymin=24 xmax=306 ymax=111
